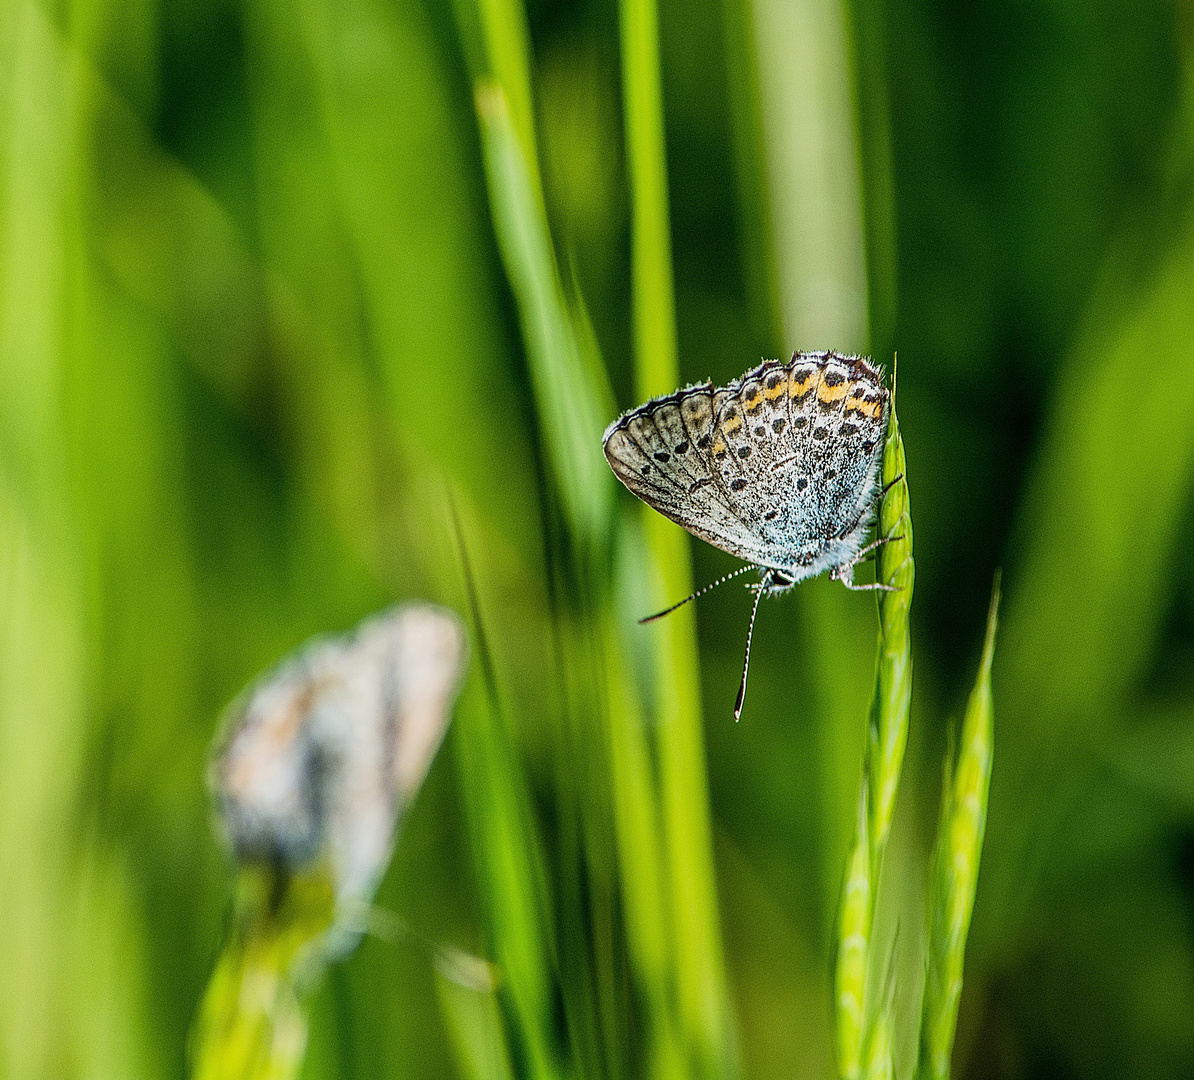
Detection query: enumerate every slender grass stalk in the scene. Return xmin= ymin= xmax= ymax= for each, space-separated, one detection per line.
xmin=919 ymin=577 xmax=999 ymax=1080
xmin=620 ymin=0 xmax=732 ymax=1071
xmin=189 ymin=868 xmax=335 ymax=1080
xmin=452 ymin=520 xmax=564 ymax=1080
xmin=470 ymin=32 xmax=684 ymax=1080
xmin=467 ymin=3 xmax=733 ymax=1076
xmin=749 ymin=0 xmax=875 ymax=929
xmin=750 ymin=0 xmax=868 ymax=350
xmin=834 ymin=379 xmax=913 ymax=1075
xmin=599 ymin=607 xmax=686 ymax=1080
xmin=835 ymin=784 xmax=872 ymax=1080
xmin=473 ymin=0 xmax=540 ymax=195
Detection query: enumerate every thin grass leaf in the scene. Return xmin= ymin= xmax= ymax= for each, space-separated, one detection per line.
xmin=473 ymin=0 xmax=541 ymax=193
xmin=469 ymin=10 xmax=696 ymax=1076
xmin=619 ymin=0 xmax=732 ymax=1069
xmin=919 ymin=576 xmax=999 ymax=1080
xmin=435 ymin=973 xmax=518 ymax=1080
xmin=598 ymin=602 xmax=686 ymax=1080
xmin=835 ymin=782 xmax=872 ymax=1080
xmin=750 ymin=0 xmax=876 ymax=928
xmin=473 ymin=81 xmax=612 ymax=551
xmin=452 ymin=518 xmax=565 ymax=1080
xmin=749 ymin=0 xmax=868 ymax=349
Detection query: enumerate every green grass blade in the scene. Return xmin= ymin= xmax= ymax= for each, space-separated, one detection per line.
xmin=435 ymin=967 xmax=518 ymax=1080
xmin=452 ymin=522 xmax=565 ymax=1080
xmin=619 ymin=0 xmax=732 ymax=1070
xmin=919 ymin=577 xmax=999 ymax=1080
xmin=620 ymin=0 xmax=678 ymax=403
xmin=599 ymin=598 xmax=686 ymax=1080
xmin=750 ymin=0 xmax=868 ymax=349
xmin=473 ymin=81 xmax=612 ymax=550
xmin=473 ymin=0 xmax=540 ymax=193
xmin=750 ymin=0 xmax=876 ymax=929
xmin=862 ymin=961 xmax=896 ymax=1080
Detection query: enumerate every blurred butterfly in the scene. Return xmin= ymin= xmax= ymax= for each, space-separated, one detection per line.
xmin=211 ymin=603 xmax=466 ymax=950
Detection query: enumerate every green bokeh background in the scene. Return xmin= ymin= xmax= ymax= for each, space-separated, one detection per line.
xmin=2 ymin=0 xmax=1194 ymax=1075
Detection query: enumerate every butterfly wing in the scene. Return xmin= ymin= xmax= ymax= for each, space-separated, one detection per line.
xmin=603 ymin=382 xmax=776 ymax=566
xmin=603 ymin=355 xmax=890 ymax=572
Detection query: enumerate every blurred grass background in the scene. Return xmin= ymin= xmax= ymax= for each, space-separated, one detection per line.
xmin=2 ymin=0 xmax=1194 ymax=1075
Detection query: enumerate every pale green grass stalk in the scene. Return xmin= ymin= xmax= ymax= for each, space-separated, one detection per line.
xmin=467 ymin=0 xmax=736 ymax=1074
xmin=451 ymin=519 xmax=564 ymax=1080
xmin=748 ymin=0 xmax=876 ymax=930
xmin=834 ymin=382 xmax=913 ymax=1076
xmin=919 ymin=579 xmax=999 ymax=1080
xmin=189 ymin=869 xmax=335 ymax=1080
xmin=835 ymin=785 xmax=872 ymax=1080
xmin=435 ymin=974 xmax=518 ymax=1080
xmin=599 ymin=611 xmax=686 ymax=1080
xmin=620 ymin=0 xmax=733 ymax=1071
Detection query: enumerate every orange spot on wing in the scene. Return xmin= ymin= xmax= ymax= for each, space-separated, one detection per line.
xmin=817 ymin=379 xmax=849 ymax=405
xmin=763 ymin=374 xmax=788 ymax=401
xmin=789 ymin=368 xmax=818 ymax=399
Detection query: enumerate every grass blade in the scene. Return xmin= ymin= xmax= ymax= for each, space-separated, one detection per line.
xmin=452 ymin=519 xmax=565 ymax=1080
xmin=189 ymin=870 xmax=335 ymax=1080
xmin=620 ymin=0 xmax=732 ymax=1069
xmin=473 ymin=81 xmax=612 ymax=551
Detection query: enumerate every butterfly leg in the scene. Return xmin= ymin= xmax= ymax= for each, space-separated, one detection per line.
xmin=877 ymin=471 xmax=904 ymax=500
xmin=848 ymin=533 xmax=898 ymax=564
xmin=831 ymin=558 xmax=899 ymax=592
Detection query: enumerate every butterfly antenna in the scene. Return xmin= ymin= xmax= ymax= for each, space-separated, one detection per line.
xmin=734 ymin=583 xmax=766 ymax=721
xmin=639 ymin=564 xmax=756 ymax=624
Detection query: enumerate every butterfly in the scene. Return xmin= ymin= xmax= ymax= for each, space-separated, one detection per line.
xmin=212 ymin=604 xmax=466 ymax=949
xmin=603 ymin=351 xmax=892 ymax=717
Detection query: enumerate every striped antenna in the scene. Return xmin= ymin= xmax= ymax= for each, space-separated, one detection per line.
xmin=734 ymin=583 xmax=765 ymax=721
xmin=639 ymin=564 xmax=757 ymax=624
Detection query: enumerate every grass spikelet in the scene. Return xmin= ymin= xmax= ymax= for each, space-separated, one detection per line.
xmin=867 ymin=369 xmax=915 ymax=877
xmin=919 ymin=575 xmax=1000 ymax=1080
xmin=835 ymin=374 xmax=913 ymax=1079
